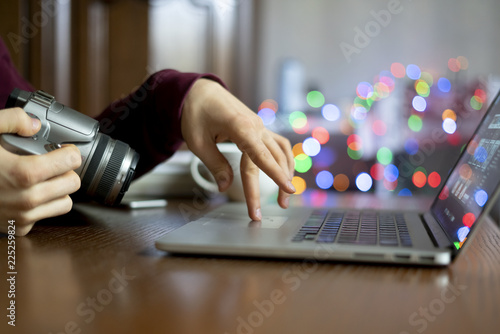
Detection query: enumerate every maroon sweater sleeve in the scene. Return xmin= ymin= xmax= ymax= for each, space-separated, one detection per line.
xmin=0 ymin=38 xmax=35 ymax=107
xmin=95 ymin=70 xmax=225 ymax=178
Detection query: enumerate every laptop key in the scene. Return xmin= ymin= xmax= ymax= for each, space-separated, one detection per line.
xmin=292 ymin=210 xmax=328 ymax=242
xmin=293 ymin=210 xmax=412 ymax=247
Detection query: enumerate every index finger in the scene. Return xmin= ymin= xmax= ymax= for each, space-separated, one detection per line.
xmin=0 ymin=107 xmax=41 ymax=136
xmin=235 ymin=137 xmax=295 ymax=194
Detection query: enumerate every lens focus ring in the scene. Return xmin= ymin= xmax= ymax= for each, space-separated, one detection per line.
xmin=96 ymin=140 xmax=128 ymax=202
xmin=80 ymin=134 xmax=139 ymax=206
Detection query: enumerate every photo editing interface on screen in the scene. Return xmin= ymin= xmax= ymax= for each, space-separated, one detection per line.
xmin=432 ymin=96 xmax=500 ymax=250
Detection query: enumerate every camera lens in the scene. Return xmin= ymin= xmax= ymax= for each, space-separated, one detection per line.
xmin=79 ymin=133 xmax=139 ymax=206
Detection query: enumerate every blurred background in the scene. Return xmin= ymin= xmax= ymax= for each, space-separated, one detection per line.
xmin=1 ymin=0 xmax=499 ymax=221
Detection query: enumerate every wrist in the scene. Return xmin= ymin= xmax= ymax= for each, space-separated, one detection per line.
xmin=183 ymin=78 xmax=221 ymax=115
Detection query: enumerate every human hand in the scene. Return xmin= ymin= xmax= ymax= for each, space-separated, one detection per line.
xmin=181 ymin=79 xmax=295 ymax=221
xmin=0 ymin=108 xmax=82 ymax=236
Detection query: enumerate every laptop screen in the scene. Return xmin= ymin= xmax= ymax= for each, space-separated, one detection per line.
xmin=432 ymin=91 xmax=500 ymax=250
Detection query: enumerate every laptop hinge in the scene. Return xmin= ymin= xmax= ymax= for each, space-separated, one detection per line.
xmin=422 ymin=212 xmax=454 ymax=250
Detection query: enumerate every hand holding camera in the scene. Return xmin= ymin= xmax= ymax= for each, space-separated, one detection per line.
xmin=0 ymin=89 xmax=140 ymax=235
xmin=0 ymin=107 xmax=81 ymax=235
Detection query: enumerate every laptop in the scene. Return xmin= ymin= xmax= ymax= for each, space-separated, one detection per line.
xmin=155 ymin=90 xmax=500 ymax=266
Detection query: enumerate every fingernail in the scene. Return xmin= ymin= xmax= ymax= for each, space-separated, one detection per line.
xmin=284 ymin=196 xmax=290 ymax=208
xmin=32 ymin=118 xmax=40 ymax=131
xmin=255 ymin=208 xmax=262 ymax=220
xmin=287 ymin=181 xmax=296 ymax=193
xmin=216 ymin=172 xmax=230 ymax=191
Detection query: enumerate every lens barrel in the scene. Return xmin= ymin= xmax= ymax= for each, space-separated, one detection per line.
xmin=80 ymin=133 xmax=139 ymax=205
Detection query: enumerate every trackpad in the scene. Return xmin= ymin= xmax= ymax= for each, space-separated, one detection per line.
xmin=202 ymin=214 xmax=287 ymax=229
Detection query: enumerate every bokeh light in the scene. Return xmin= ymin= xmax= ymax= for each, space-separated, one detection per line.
xmin=302 ymin=137 xmax=321 ymax=157
xmin=347 ymin=147 xmax=363 ymax=160
xmin=415 ymin=80 xmax=430 ymax=97
xmin=372 ymin=120 xmax=387 ymax=136
xmin=321 ymin=104 xmax=340 ymax=121
xmin=307 ymin=91 xmax=325 ymax=108
xmin=412 ymin=96 xmax=427 ymax=112
xmin=442 ymin=118 xmax=457 ymax=134
xmin=459 ymin=164 xmax=472 ymax=179
xmin=408 ymin=115 xmax=423 ymax=132
xmin=448 ymin=58 xmax=461 ymax=72
xmin=333 ymin=174 xmax=349 ymax=192
xmin=356 ymin=82 xmax=374 ymax=99
xmin=313 ymin=147 xmax=336 ymax=168
xmin=289 ymin=111 xmax=307 ymax=128
xmin=292 ymin=176 xmax=307 ymax=195
xmin=466 ymin=139 xmax=479 ymax=155
xmin=383 ymin=179 xmax=398 ymax=191
xmin=404 ymin=138 xmax=419 ymax=155
xmin=374 ymin=82 xmax=390 ymax=99
xmin=390 ymin=62 xmax=406 ymax=78
xmin=439 ymin=186 xmax=450 ymax=200
xmin=437 ymin=77 xmax=451 ymax=92
xmin=398 ymin=188 xmax=412 ymax=196
xmin=347 ymin=133 xmax=363 ymax=160
xmin=376 ymin=147 xmax=393 ymax=165
xmin=379 ymin=72 xmax=395 ymax=92
xmin=412 ymin=171 xmax=427 ymax=188
xmin=448 ymin=132 xmax=461 ymax=146
xmin=258 ymin=99 xmax=278 ymax=112
xmin=474 ymin=189 xmax=488 ymax=207
xmin=316 ymin=171 xmax=334 ymax=189
xmin=384 ymin=164 xmax=399 ymax=182
xmin=355 ymin=172 xmax=373 ymax=192
xmin=351 ymin=105 xmax=368 ymax=121
xmin=292 ymin=143 xmax=304 ymax=157
xmin=309 ymin=190 xmax=328 ymax=206
xmin=347 ymin=134 xmax=363 ymax=156
xmin=420 ymin=72 xmax=434 ymax=86
xmin=370 ymin=163 xmax=385 ymax=181
xmin=257 ymin=108 xmax=276 ymax=126
xmin=311 ymin=127 xmax=330 ymax=144
xmin=294 ymin=154 xmax=313 ymax=173
xmin=462 ymin=212 xmax=476 ymax=228
xmin=475 ymin=89 xmax=487 ymax=103
xmin=457 ymin=226 xmax=469 ymax=242
xmin=428 ymin=171 xmax=441 ymax=188
xmin=474 ymin=146 xmax=488 ymax=163
xmin=442 ymin=109 xmax=456 ymax=121
xmin=406 ymin=64 xmax=421 ymax=80
xmin=470 ymin=96 xmax=483 ymax=110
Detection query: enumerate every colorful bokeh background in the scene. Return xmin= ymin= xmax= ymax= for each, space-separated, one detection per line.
xmin=257 ymin=57 xmax=489 ymax=199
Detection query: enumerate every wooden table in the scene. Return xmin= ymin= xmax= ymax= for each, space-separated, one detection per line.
xmin=1 ymin=192 xmax=499 ymax=334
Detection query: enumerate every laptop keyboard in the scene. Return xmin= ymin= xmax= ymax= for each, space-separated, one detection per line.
xmin=291 ymin=210 xmax=412 ymax=247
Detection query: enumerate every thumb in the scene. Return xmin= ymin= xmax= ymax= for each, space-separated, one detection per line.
xmin=0 ymin=107 xmax=41 ymax=137
xmin=193 ymin=144 xmax=234 ymax=192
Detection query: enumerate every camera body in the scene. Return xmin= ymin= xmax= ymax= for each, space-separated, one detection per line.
xmin=0 ymin=89 xmax=139 ymax=205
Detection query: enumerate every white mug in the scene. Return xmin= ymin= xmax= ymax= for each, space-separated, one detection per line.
xmin=190 ymin=143 xmax=278 ymax=201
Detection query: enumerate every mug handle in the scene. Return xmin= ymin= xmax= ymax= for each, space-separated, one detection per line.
xmin=190 ymin=156 xmax=219 ymax=193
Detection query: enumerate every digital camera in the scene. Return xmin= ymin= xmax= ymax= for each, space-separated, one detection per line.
xmin=0 ymin=89 xmax=139 ymax=205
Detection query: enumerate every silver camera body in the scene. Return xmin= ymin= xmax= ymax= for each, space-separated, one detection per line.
xmin=0 ymin=89 xmax=139 ymax=205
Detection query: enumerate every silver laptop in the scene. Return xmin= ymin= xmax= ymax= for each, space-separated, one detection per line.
xmin=155 ymin=91 xmax=500 ymax=266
